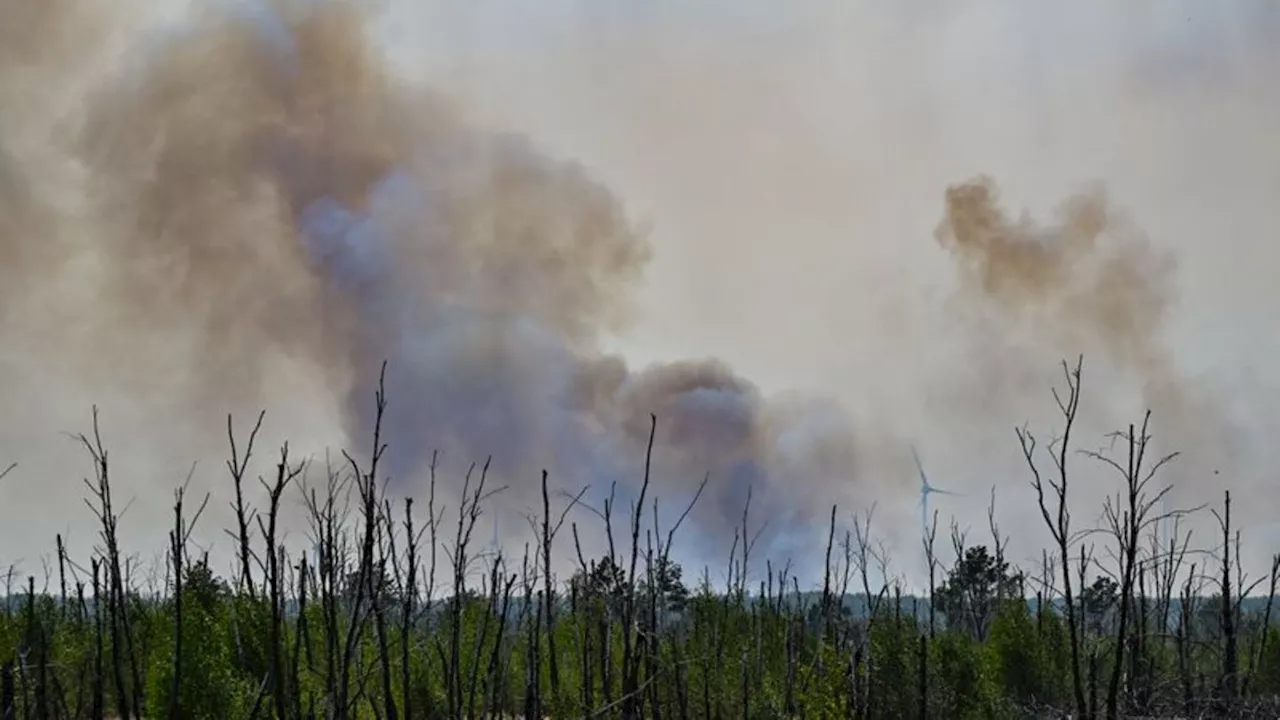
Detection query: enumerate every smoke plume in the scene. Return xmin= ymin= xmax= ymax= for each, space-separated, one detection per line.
xmin=935 ymin=176 xmax=1241 ymax=517
xmin=0 ymin=0 xmax=866 ymax=565
xmin=1 ymin=0 xmax=1276 ymax=583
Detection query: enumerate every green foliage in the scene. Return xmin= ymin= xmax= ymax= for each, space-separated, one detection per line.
xmin=936 ymin=546 xmax=1023 ymax=641
xmin=1081 ymin=575 xmax=1118 ymax=636
xmin=1 ymin=551 xmax=1278 ymax=719
xmin=868 ymin=614 xmax=915 ymax=718
xmin=145 ymin=563 xmax=255 ymax=720
xmin=933 ymin=629 xmax=999 ymax=719
xmin=986 ymin=600 xmax=1052 ymax=706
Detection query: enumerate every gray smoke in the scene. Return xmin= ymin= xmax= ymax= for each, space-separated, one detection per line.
xmin=0 ymin=0 xmax=862 ymax=563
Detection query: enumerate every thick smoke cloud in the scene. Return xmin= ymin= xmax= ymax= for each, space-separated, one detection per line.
xmin=0 ymin=0 xmax=859 ymax=564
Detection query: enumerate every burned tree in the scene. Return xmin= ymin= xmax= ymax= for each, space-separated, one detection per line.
xmin=1017 ymin=356 xmax=1088 ymax=720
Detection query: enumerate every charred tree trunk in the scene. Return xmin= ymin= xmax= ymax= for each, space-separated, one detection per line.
xmin=1219 ymin=491 xmax=1239 ymax=710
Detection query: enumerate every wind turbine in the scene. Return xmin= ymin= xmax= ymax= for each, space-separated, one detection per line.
xmin=912 ymin=445 xmax=959 ymax=537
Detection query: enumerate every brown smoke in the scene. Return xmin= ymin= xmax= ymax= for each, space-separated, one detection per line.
xmin=52 ymin=0 xmax=654 ymax=423
xmin=937 ymin=177 xmax=1174 ymax=375
xmin=935 ymin=176 xmax=1239 ymax=506
xmin=72 ymin=1 xmax=420 ymax=411
xmin=0 ymin=0 xmax=868 ymax=570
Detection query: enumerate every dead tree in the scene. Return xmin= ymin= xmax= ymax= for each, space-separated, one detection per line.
xmin=535 ymin=469 xmax=589 ymax=710
xmin=620 ymin=415 xmax=657 ymax=720
xmin=1086 ymin=411 xmax=1178 ymax=719
xmin=1245 ymin=553 xmax=1280 ymax=695
xmin=79 ymin=409 xmax=142 ymax=720
xmin=1212 ymin=489 xmax=1237 ymax=711
xmin=226 ymin=411 xmax=265 ymax=598
xmin=258 ymin=446 xmax=304 ymax=720
xmin=336 ymin=363 xmax=393 ymax=719
xmin=169 ymin=474 xmax=211 ymax=719
xmin=924 ymin=510 xmax=940 ymax=638
xmin=446 ymin=458 xmax=502 ymax=720
xmin=55 ymin=535 xmax=67 ymax=622
xmin=299 ymin=452 xmax=353 ymax=712
xmin=987 ymin=487 xmax=1010 ymax=608
xmin=654 ymin=475 xmax=705 ymax=720
xmin=852 ymin=505 xmax=889 ymax=720
xmin=370 ymin=498 xmax=397 ymax=720
xmin=291 ymin=553 xmax=310 ymax=720
xmin=1175 ymin=562 xmax=1205 ymax=717
xmin=90 ymin=559 xmax=103 ymax=720
xmin=1017 ymin=356 xmax=1088 ymax=719
xmin=1210 ymin=491 xmax=1264 ymax=711
xmin=399 ymin=494 xmax=427 ymax=720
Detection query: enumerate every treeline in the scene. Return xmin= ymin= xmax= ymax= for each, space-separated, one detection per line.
xmin=2 ymin=359 xmax=1280 ymax=718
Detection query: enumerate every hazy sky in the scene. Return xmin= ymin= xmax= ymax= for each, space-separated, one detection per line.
xmin=373 ymin=0 xmax=1279 ymax=387
xmin=366 ymin=0 xmax=1280 ymax=569
xmin=1 ymin=0 xmax=1278 ymax=590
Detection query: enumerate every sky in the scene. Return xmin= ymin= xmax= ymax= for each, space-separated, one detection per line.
xmin=367 ymin=0 xmax=1278 ymax=391
xmin=367 ymin=0 xmax=1280 ymax=574
xmin=0 ymin=0 xmax=1278 ymax=592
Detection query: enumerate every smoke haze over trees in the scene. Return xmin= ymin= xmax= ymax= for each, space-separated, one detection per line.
xmin=0 ymin=0 xmax=1278 ymax=587
xmin=2 ymin=1 xmax=1280 ymax=717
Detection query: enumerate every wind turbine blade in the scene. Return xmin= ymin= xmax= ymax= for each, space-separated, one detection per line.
xmin=910 ymin=444 xmax=929 ymax=486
